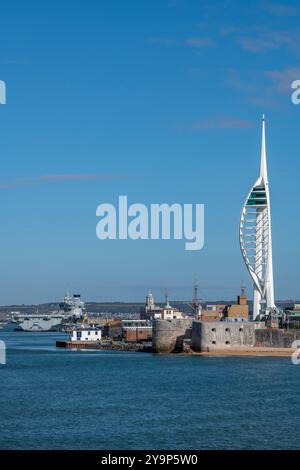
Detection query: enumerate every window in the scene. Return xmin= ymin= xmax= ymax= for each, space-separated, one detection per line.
xmin=212 ymin=341 xmax=216 ymax=345
xmin=225 ymin=328 xmax=230 ymax=332
xmin=212 ymin=328 xmax=216 ymax=332
xmin=239 ymin=328 xmax=243 ymax=332
xmin=225 ymin=340 xmax=230 ymax=345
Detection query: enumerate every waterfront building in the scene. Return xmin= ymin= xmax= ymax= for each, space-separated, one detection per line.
xmin=140 ymin=291 xmax=186 ymax=321
xmin=161 ymin=302 xmax=184 ymax=321
xmin=102 ymin=319 xmax=122 ymax=340
xmin=199 ymin=292 xmax=249 ymax=322
xmin=223 ymin=292 xmax=249 ymax=321
xmin=199 ymin=304 xmax=225 ymax=322
xmin=71 ymin=328 xmax=102 ymax=342
xmin=121 ymin=319 xmax=152 ymax=342
xmin=240 ymin=116 xmax=276 ymax=320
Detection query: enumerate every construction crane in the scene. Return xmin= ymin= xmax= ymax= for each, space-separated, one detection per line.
xmin=182 ymin=280 xmax=202 ymax=319
xmin=192 ymin=280 xmax=201 ymax=319
xmin=81 ymin=313 xmax=89 ymax=326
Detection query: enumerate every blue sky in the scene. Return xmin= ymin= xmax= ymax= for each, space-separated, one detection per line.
xmin=0 ymin=0 xmax=300 ymax=304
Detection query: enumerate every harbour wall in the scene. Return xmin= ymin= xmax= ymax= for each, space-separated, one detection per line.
xmin=254 ymin=329 xmax=300 ymax=348
xmin=192 ymin=322 xmax=300 ymax=351
xmin=56 ymin=340 xmax=152 ymax=352
xmin=152 ymin=319 xmax=300 ymax=353
xmin=152 ymin=319 xmax=193 ymax=353
xmin=191 ymin=321 xmax=258 ymax=352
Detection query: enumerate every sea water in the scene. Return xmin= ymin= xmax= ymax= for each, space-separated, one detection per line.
xmin=0 ymin=328 xmax=299 ymax=450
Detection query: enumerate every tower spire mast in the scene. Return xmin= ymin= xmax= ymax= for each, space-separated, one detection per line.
xmin=260 ymin=114 xmax=268 ymax=182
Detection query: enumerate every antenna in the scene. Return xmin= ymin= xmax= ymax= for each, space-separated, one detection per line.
xmin=240 ymin=280 xmax=246 ymax=296
xmin=164 ymin=288 xmax=169 ymax=306
xmin=193 ymin=279 xmax=201 ymax=319
xmin=193 ymin=279 xmax=200 ymax=306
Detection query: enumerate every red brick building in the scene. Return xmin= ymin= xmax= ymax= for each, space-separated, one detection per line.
xmin=122 ymin=320 xmax=152 ymax=342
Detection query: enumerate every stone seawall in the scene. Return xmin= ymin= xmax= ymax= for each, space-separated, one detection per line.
xmin=254 ymin=329 xmax=300 ymax=348
xmin=56 ymin=340 xmax=152 ymax=352
xmin=191 ymin=321 xmax=257 ymax=352
xmin=152 ymin=319 xmax=193 ymax=353
xmin=153 ymin=320 xmax=285 ymax=354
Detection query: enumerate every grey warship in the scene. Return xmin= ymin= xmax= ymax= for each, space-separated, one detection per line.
xmin=12 ymin=293 xmax=85 ymax=332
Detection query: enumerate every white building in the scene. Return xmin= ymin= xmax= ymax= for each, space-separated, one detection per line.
xmin=161 ymin=298 xmax=184 ymax=320
xmin=71 ymin=328 xmax=102 ymax=342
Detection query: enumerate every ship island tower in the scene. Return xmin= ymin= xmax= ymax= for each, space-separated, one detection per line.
xmin=239 ymin=115 xmax=276 ymax=320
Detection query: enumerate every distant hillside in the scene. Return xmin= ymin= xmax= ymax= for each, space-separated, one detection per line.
xmin=0 ymin=299 xmax=297 ymax=321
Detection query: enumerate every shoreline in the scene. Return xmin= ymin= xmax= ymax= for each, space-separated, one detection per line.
xmin=56 ymin=339 xmax=153 ymax=352
xmin=190 ymin=347 xmax=295 ymax=357
xmin=56 ymin=340 xmax=296 ymax=358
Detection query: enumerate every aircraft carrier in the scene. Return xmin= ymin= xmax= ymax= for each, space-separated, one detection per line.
xmin=12 ymin=293 xmax=85 ymax=332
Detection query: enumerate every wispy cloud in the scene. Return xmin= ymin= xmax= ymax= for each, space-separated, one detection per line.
xmin=264 ymin=67 xmax=300 ymax=92
xmin=244 ymin=95 xmax=279 ymax=108
xmin=185 ymin=37 xmax=216 ymax=48
xmin=0 ymin=173 xmax=122 ymax=189
xmin=224 ymin=69 xmax=277 ymax=107
xmin=149 ymin=36 xmax=215 ymax=49
xmin=223 ymin=66 xmax=300 ymax=108
xmin=167 ymin=0 xmax=186 ymax=7
xmin=219 ymin=21 xmax=300 ymax=55
xmin=225 ymin=69 xmax=258 ymax=93
xmin=187 ymin=116 xmax=254 ymax=130
xmin=39 ymin=174 xmax=117 ymax=182
xmin=148 ymin=37 xmax=180 ymax=46
xmin=239 ymin=35 xmax=276 ymax=53
xmin=220 ymin=25 xmax=241 ymax=37
xmin=261 ymin=2 xmax=300 ymax=17
xmin=239 ymin=29 xmax=300 ymax=53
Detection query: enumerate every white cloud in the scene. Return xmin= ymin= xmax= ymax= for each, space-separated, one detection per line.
xmin=189 ymin=116 xmax=254 ymax=130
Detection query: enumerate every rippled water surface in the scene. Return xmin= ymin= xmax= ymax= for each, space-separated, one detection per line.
xmin=0 ymin=328 xmax=299 ymax=449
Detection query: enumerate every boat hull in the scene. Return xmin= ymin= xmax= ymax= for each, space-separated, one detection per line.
xmin=14 ymin=315 xmax=64 ymax=332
